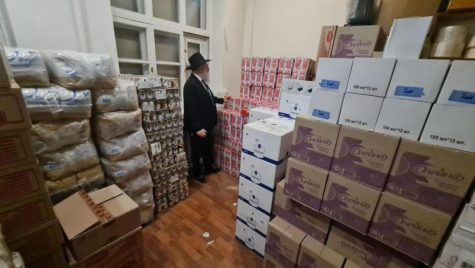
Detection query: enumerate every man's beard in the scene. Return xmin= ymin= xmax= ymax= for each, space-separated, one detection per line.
xmin=202 ymin=72 xmax=210 ymax=82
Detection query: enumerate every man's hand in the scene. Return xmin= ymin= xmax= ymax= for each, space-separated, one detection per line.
xmin=224 ymin=96 xmax=232 ymax=102
xmin=196 ymin=129 xmax=207 ymax=138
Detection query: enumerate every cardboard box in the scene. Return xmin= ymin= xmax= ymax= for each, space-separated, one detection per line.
xmin=249 ymin=107 xmax=278 ymax=123
xmin=265 ymin=217 xmax=306 ymax=267
xmin=386 ymin=59 xmax=450 ymax=103
xmin=447 ymin=0 xmax=475 ymax=11
xmin=307 ymin=90 xmax=344 ymax=124
xmin=236 ymin=218 xmax=267 ymax=256
xmin=386 ymin=139 xmax=475 ymax=215
xmin=339 ymin=94 xmax=384 ymax=131
xmin=375 ymin=98 xmax=432 ymax=141
xmin=369 ymin=192 xmax=452 ymax=264
xmin=0 ymin=86 xmax=31 ymax=132
xmin=239 ymin=176 xmax=274 ymax=214
xmin=0 ymin=45 xmax=13 ymax=88
xmin=240 ymin=151 xmax=287 ymax=190
xmin=290 ymin=116 xmax=340 ymax=170
xmin=437 ymin=61 xmax=475 ymax=107
xmin=263 ymin=255 xmax=284 ymax=268
xmin=451 ymin=204 xmax=475 ymax=249
xmin=274 ymin=180 xmax=331 ymax=243
xmin=278 ymin=79 xmax=316 ymax=119
xmin=242 ymin=116 xmax=295 ymax=163
xmin=346 ymin=58 xmax=396 ymax=97
xmin=331 ymin=126 xmax=399 ymax=190
xmin=54 ymin=184 xmax=141 ymax=260
xmin=317 ymin=26 xmax=338 ymax=59
xmin=332 ymin=26 xmax=384 ymax=58
xmin=296 ymin=236 xmax=345 ymax=268
xmin=344 ymin=260 xmax=362 ymax=268
xmin=321 ymin=173 xmax=381 ymax=234
xmin=439 ymin=242 xmax=475 ymax=268
xmin=284 ymin=158 xmax=328 ymax=211
xmin=0 ymin=130 xmax=36 ymax=170
xmin=420 ymin=103 xmax=475 ymax=152
xmin=27 ymin=246 xmax=67 ymax=268
xmin=237 ymin=198 xmax=271 ymax=236
xmin=326 ymin=225 xmax=417 ymax=268
xmin=315 ymin=58 xmax=353 ymax=93
xmin=0 ymin=163 xmax=46 ymax=210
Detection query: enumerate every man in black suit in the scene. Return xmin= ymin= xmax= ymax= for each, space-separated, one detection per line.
xmin=184 ymin=52 xmax=226 ymax=183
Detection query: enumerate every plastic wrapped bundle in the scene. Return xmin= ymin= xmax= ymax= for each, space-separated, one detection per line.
xmin=93 ymin=79 xmax=138 ymax=113
xmin=31 ymin=119 xmax=90 ymax=153
xmin=6 ymin=47 xmax=50 ymax=87
xmin=131 ymin=188 xmax=155 ymax=224
xmin=38 ymin=140 xmax=100 ymax=180
xmin=45 ymin=174 xmax=77 ymax=193
xmin=22 ymin=86 xmax=92 ymax=121
xmin=95 ymin=109 xmax=142 ymax=140
xmin=101 ymin=152 xmax=151 ymax=181
xmin=98 ymin=129 xmax=148 ymax=161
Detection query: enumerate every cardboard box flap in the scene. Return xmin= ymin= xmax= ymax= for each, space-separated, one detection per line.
xmin=102 ymin=194 xmax=139 ymax=218
xmin=89 ymin=184 xmax=123 ymax=205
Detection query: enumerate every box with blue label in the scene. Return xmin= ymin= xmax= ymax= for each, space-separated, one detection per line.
xmin=387 ymin=59 xmax=450 ymax=103
xmin=239 ymin=176 xmax=274 ymax=214
xmin=278 ymin=79 xmax=316 ymax=119
xmin=437 ymin=61 xmax=475 ymax=107
xmin=307 ymin=90 xmax=344 ymax=124
xmin=236 ymin=219 xmax=267 ymax=256
xmin=240 ymin=152 xmax=287 ymax=190
xmin=339 ymin=93 xmax=383 ymax=131
xmin=237 ymin=198 xmax=271 ymax=236
xmin=315 ymin=58 xmax=353 ymax=93
xmin=346 ymin=58 xmax=396 ymax=97
xmin=242 ymin=116 xmax=295 ymax=163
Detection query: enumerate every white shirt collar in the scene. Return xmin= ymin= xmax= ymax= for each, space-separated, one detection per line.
xmin=193 ymin=72 xmax=203 ymax=82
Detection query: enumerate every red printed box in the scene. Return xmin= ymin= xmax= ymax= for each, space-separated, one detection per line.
xmin=240 ymin=71 xmax=246 ymax=85
xmin=263 ymin=71 xmax=270 ymax=87
xmin=264 ymin=57 xmax=271 ymax=72
xmin=251 ymin=57 xmax=258 ymax=72
xmin=255 ymin=71 xmax=263 ymax=86
xmin=244 ymin=71 xmax=251 ymax=86
xmin=273 ymin=88 xmax=281 ymax=102
xmin=270 ymin=58 xmax=279 ymax=73
xmin=257 ymin=57 xmax=265 ymax=72
xmin=241 ymin=58 xmax=247 ymax=71
xmin=246 ymin=57 xmax=252 ymax=72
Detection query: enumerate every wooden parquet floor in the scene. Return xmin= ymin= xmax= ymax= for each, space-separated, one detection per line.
xmin=143 ymin=172 xmax=264 ymax=268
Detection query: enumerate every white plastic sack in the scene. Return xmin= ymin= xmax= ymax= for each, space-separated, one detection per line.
xmin=95 ymin=109 xmax=142 ymax=140
xmin=132 ymin=188 xmax=155 ymax=224
xmin=42 ymin=50 xmax=117 ymax=89
xmin=93 ymin=79 xmax=138 ymax=113
xmin=31 ymin=119 xmax=90 ymax=154
xmin=6 ymin=47 xmax=50 ymax=87
xmin=101 ymin=152 xmax=151 ymax=181
xmin=98 ymin=129 xmax=148 ymax=162
xmin=46 ymin=164 xmax=105 ymax=194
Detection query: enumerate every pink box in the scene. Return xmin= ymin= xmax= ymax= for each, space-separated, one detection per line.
xmin=273 ymin=87 xmax=281 ymax=102
xmin=240 ymin=71 xmax=246 ymax=85
xmin=264 ymin=57 xmax=271 ymax=72
xmin=253 ymin=86 xmax=263 ymax=100
xmin=250 ymin=71 xmax=257 ymax=86
xmin=291 ymin=71 xmax=299 ymax=80
xmin=257 ymin=57 xmax=265 ymax=72
xmin=268 ymin=72 xmax=277 ymax=88
xmin=255 ymin=71 xmax=263 ymax=86
xmin=301 ymin=58 xmax=311 ymax=73
xmin=245 ymin=57 xmax=252 ymax=72
xmin=251 ymin=57 xmax=258 ymax=72
xmin=223 ymin=97 xmax=233 ymax=110
xmin=241 ymin=58 xmax=246 ymax=71
xmin=293 ymin=57 xmax=302 ymax=74
xmin=244 ymin=86 xmax=251 ymax=97
xmin=224 ymin=149 xmax=231 ymax=174
xmin=234 ymin=98 xmax=242 ymax=112
xmin=262 ymin=71 xmax=270 ymax=87
xmin=270 ymin=58 xmax=279 ymax=73
xmin=241 ymin=98 xmax=249 ymax=111
xmin=279 ymin=57 xmax=294 ymax=74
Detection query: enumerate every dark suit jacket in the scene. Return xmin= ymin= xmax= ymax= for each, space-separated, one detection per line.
xmin=184 ymin=74 xmax=224 ymax=133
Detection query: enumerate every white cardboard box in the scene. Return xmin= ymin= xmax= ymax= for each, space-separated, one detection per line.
xmin=240 ymin=152 xmax=287 ymax=190
xmin=307 ymin=90 xmax=344 ymax=124
xmin=439 ymin=241 xmax=475 ymax=268
xmin=452 ymin=204 xmax=475 ymax=247
xmin=315 ymin=58 xmax=353 ymax=93
xmin=249 ymin=107 xmax=278 ymax=123
xmin=238 ymin=176 xmax=274 ymax=214
xmin=236 ymin=198 xmax=271 ymax=236
xmin=242 ymin=116 xmax=295 ymax=163
xmin=387 ymin=59 xmax=450 ymax=103
xmin=235 ymin=219 xmax=266 ymax=256
xmin=347 ymin=58 xmax=396 ymax=97
xmin=338 ymin=93 xmax=383 ymax=131
xmin=437 ymin=60 xmax=475 ymax=107
xmin=375 ymin=98 xmax=432 ymax=140
xmin=278 ymin=79 xmax=316 ymax=119
xmin=420 ymin=104 xmax=475 ymax=152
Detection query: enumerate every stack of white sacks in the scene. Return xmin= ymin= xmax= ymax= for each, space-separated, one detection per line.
xmin=93 ymin=77 xmax=155 ymax=224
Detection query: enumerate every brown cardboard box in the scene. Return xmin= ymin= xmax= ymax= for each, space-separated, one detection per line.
xmin=284 ymin=158 xmax=328 ymax=211
xmin=344 ymin=260 xmax=362 ymax=268
xmin=0 ymin=130 xmax=36 ymax=170
xmin=331 ymin=26 xmax=385 ymax=58
xmin=265 ymin=217 xmax=306 ymax=268
xmin=326 ymin=225 xmax=417 ymax=268
xmin=8 ymin=220 xmax=64 ymax=264
xmin=291 ymin=116 xmax=340 ymax=170
xmin=321 ymin=173 xmax=381 ymax=234
xmin=274 ymin=180 xmax=331 ymax=243
xmin=317 ymin=26 xmax=338 ymax=60
xmin=296 ymin=236 xmax=345 ymax=268
xmin=331 ymin=126 xmax=400 ymax=190
xmin=385 ymin=139 xmax=475 ymax=215
xmin=0 ymin=45 xmax=13 ymax=88
xmin=27 ymin=246 xmax=67 ymax=268
xmin=447 ymin=0 xmax=475 ymax=11
xmin=1 ymin=194 xmax=56 ymax=241
xmin=369 ymin=192 xmax=452 ymax=264
xmin=0 ymin=86 xmax=31 ymax=132
xmin=0 ymin=163 xmax=46 ymax=209
xmin=263 ymin=255 xmax=284 ymax=268
xmin=54 ymin=184 xmax=141 ymax=261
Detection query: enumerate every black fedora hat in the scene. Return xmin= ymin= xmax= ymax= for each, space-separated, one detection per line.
xmin=187 ymin=52 xmax=211 ymax=70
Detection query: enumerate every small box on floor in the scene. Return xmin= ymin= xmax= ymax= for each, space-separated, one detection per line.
xmin=296 ymin=236 xmax=345 ymax=268
xmin=237 ymin=198 xmax=271 ymax=236
xmin=420 ymin=103 xmax=475 ymax=152
xmin=385 ymin=139 xmax=475 ymax=215
xmin=249 ymin=107 xmax=278 ymax=123
xmin=331 ymin=25 xmax=384 ymax=58
xmin=331 ymin=126 xmax=399 ymax=190
xmin=265 ymin=217 xmax=306 ymax=268
xmin=339 ymin=93 xmax=383 ymax=131
xmin=437 ymin=60 xmax=475 ymax=107
xmin=369 ymin=192 xmax=451 ymax=264
xmin=375 ymin=98 xmax=431 ymax=140
xmin=346 ymin=58 xmax=396 ymax=97
xmin=307 ymin=90 xmax=344 ymax=124
xmin=0 ymin=86 xmax=31 ymax=132
xmin=278 ymin=79 xmax=316 ymax=119
xmin=240 ymin=152 xmax=287 ymax=190
xmin=238 ymin=176 xmax=274 ymax=214
xmin=290 ymin=116 xmax=340 ymax=170
xmin=321 ymin=173 xmax=381 ymax=234
xmin=315 ymin=58 xmax=353 ymax=93
xmin=236 ymin=218 xmax=267 ymax=256
xmin=386 ymin=59 xmax=450 ymax=103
